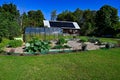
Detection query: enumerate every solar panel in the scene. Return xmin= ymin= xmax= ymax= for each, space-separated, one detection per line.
xmin=49 ymin=21 xmax=75 ymax=28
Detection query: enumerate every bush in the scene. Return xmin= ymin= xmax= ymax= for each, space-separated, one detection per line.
xmin=81 ymin=43 xmax=87 ymax=51
xmin=57 ymin=38 xmax=67 ymax=45
xmin=24 ymin=38 xmax=50 ymax=54
xmin=0 ymin=38 xmax=10 ymax=51
xmin=78 ymin=39 xmax=86 ymax=43
xmin=8 ymin=40 xmax=22 ymax=48
xmin=53 ymin=45 xmax=64 ymax=49
xmin=105 ymin=43 xmax=117 ymax=49
xmin=88 ymin=37 xmax=100 ymax=43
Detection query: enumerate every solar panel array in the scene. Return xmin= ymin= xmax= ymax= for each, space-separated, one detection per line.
xmin=49 ymin=21 xmax=75 ymax=28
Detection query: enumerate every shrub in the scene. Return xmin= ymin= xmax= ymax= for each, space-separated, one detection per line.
xmin=8 ymin=40 xmax=22 ymax=48
xmin=105 ymin=43 xmax=110 ymax=49
xmin=57 ymin=38 xmax=67 ymax=45
xmin=105 ymin=43 xmax=117 ymax=49
xmin=81 ymin=43 xmax=87 ymax=51
xmin=78 ymin=39 xmax=86 ymax=43
xmin=0 ymin=38 xmax=10 ymax=51
xmin=24 ymin=38 xmax=50 ymax=54
xmin=88 ymin=37 xmax=100 ymax=43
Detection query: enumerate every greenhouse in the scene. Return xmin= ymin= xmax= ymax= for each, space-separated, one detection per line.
xmin=24 ymin=27 xmax=63 ymax=42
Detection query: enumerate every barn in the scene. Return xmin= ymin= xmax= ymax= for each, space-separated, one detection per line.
xmin=43 ymin=20 xmax=80 ymax=35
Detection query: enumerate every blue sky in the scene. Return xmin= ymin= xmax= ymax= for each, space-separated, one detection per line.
xmin=0 ymin=0 xmax=120 ymax=20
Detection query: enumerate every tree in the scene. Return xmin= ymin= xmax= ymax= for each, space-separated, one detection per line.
xmin=27 ymin=10 xmax=44 ymax=27
xmin=73 ymin=8 xmax=83 ymax=25
xmin=0 ymin=3 xmax=21 ymax=38
xmin=73 ymin=9 xmax=96 ymax=36
xmin=57 ymin=10 xmax=76 ymax=21
xmin=95 ymin=5 xmax=119 ymax=36
xmin=51 ymin=10 xmax=57 ymax=21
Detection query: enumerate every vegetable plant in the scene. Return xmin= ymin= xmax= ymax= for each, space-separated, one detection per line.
xmin=24 ymin=38 xmax=50 ymax=54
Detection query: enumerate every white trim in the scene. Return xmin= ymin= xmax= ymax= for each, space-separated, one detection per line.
xmin=43 ymin=20 xmax=50 ymax=28
xmin=73 ymin=22 xmax=80 ymax=29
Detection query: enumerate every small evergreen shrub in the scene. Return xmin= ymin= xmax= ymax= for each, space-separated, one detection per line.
xmin=88 ymin=37 xmax=100 ymax=43
xmin=57 ymin=38 xmax=67 ymax=45
xmin=8 ymin=40 xmax=22 ymax=48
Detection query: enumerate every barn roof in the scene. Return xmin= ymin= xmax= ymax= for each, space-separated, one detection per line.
xmin=43 ymin=20 xmax=80 ymax=29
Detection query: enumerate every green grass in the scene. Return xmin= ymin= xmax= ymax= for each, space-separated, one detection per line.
xmin=0 ymin=48 xmax=120 ymax=80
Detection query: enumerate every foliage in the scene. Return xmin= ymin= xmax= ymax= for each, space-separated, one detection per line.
xmin=88 ymin=37 xmax=100 ymax=43
xmin=80 ymin=10 xmax=96 ymax=36
xmin=78 ymin=39 xmax=86 ymax=43
xmin=22 ymin=10 xmax=44 ymax=28
xmin=57 ymin=38 xmax=67 ymax=45
xmin=57 ymin=10 xmax=76 ymax=21
xmin=0 ymin=3 xmax=21 ymax=39
xmin=81 ymin=43 xmax=87 ymax=51
xmin=95 ymin=5 xmax=119 ymax=36
xmin=105 ymin=43 xmax=117 ymax=49
xmin=8 ymin=40 xmax=23 ymax=48
xmin=24 ymin=38 xmax=50 ymax=54
xmin=0 ymin=38 xmax=10 ymax=51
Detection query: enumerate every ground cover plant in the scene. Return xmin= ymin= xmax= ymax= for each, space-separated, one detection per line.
xmin=0 ymin=48 xmax=120 ymax=80
xmin=24 ymin=38 xmax=50 ymax=54
xmin=8 ymin=40 xmax=23 ymax=48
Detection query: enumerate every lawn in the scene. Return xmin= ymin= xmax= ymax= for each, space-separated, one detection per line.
xmin=0 ymin=48 xmax=120 ymax=80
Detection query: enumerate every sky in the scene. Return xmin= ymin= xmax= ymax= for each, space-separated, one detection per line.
xmin=0 ymin=0 xmax=120 ymax=20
